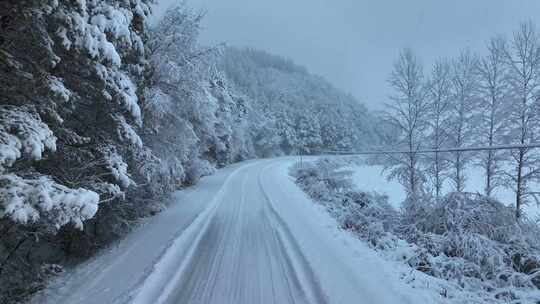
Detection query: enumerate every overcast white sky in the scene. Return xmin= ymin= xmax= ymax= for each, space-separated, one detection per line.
xmin=152 ymin=0 xmax=540 ymax=110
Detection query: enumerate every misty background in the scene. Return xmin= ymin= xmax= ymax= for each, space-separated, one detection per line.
xmin=153 ymin=0 xmax=540 ymax=109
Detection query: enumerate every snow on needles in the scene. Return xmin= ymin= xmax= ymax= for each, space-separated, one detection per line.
xmin=0 ymin=106 xmax=56 ymax=169
xmin=0 ymin=106 xmax=99 ymax=229
xmin=56 ymin=1 xmax=144 ymax=124
xmin=0 ymin=174 xmax=99 ymax=229
xmin=0 ymin=0 xmax=151 ymax=230
xmin=48 ymin=76 xmax=72 ymax=102
xmin=113 ymin=114 xmax=143 ymax=148
xmin=102 ymin=147 xmax=134 ymax=189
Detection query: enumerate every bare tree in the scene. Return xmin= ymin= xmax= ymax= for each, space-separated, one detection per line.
xmin=425 ymin=59 xmax=452 ymax=201
xmin=384 ymin=49 xmax=429 ymax=201
xmin=448 ymin=50 xmax=479 ymax=193
xmin=475 ymin=37 xmax=510 ymax=197
xmin=502 ymin=22 xmax=540 ymax=219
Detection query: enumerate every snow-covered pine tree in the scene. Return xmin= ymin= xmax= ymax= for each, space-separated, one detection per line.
xmin=0 ymin=0 xmax=152 ymax=301
xmin=0 ymin=0 xmax=153 ymax=231
xmin=0 ymin=106 xmax=99 ymax=229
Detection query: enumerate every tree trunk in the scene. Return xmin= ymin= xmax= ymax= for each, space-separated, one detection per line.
xmin=485 ymin=105 xmax=496 ymax=197
xmin=515 ymin=148 xmax=525 ymax=219
xmin=485 ymin=150 xmax=493 ymax=197
xmin=435 ymin=149 xmax=441 ymax=200
xmin=455 ymin=152 xmax=464 ymax=192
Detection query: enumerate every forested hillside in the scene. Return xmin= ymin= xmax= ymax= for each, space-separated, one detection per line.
xmin=219 ymin=47 xmax=377 ymax=155
xmin=0 ymin=2 xmax=374 ymax=302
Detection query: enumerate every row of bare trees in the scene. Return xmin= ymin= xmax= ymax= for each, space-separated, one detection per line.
xmin=384 ymin=22 xmax=540 ymax=219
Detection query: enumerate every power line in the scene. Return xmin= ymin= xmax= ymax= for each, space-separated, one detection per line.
xmin=321 ymin=143 xmax=540 ymax=155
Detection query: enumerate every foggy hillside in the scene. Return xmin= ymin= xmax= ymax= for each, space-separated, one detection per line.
xmin=219 ymin=47 xmax=378 ymax=155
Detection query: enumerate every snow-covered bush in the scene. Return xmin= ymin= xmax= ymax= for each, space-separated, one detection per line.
xmin=291 ymin=159 xmax=540 ymax=303
xmin=291 ymin=158 xmax=399 ymax=249
xmin=403 ymin=193 xmax=540 ymax=290
xmin=185 ymin=158 xmax=216 ymax=185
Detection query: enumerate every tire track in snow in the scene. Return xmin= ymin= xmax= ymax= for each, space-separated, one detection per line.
xmin=257 ymin=161 xmax=329 ymax=304
xmin=127 ymin=161 xmax=258 ymax=304
xmin=163 ymin=159 xmax=305 ymax=303
xmin=133 ymin=159 xmax=324 ymax=304
xmin=163 ymin=168 xmax=251 ymax=303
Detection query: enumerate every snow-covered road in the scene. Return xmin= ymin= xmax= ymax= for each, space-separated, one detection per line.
xmin=35 ymin=158 xmax=435 ymax=304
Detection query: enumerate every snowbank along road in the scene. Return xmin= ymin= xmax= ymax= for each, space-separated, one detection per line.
xmin=34 ymin=158 xmax=433 ymax=304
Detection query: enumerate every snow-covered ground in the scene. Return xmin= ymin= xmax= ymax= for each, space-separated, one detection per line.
xmin=33 ymin=158 xmax=445 ymax=304
xmin=349 ymin=162 xmax=540 ymax=219
xmin=296 ymin=157 xmax=540 ymax=303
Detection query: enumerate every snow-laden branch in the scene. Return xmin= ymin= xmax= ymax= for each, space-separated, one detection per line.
xmin=0 ymin=106 xmax=56 ymax=171
xmin=0 ymin=174 xmax=99 ymax=229
xmin=0 ymin=105 xmax=99 ymax=229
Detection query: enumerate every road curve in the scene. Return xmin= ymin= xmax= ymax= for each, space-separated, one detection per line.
xmin=34 ymin=158 xmax=428 ymax=304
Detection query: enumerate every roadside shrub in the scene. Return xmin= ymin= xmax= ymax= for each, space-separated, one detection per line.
xmin=291 ymin=159 xmax=540 ymax=302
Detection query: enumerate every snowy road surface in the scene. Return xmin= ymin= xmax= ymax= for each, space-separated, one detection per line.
xmin=35 ymin=158 xmax=435 ymax=304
